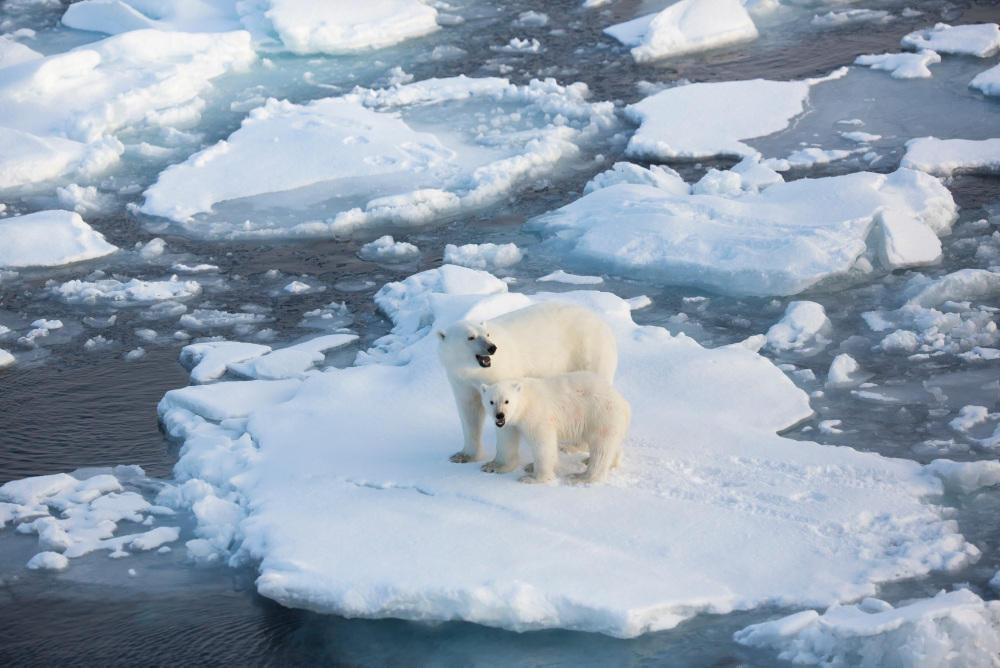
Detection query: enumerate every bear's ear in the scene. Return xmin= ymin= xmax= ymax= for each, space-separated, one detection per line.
xmin=513 ymin=382 xmax=522 ymax=393
xmin=436 ymin=330 xmax=446 ymax=341
xmin=479 ymin=383 xmax=488 ymax=394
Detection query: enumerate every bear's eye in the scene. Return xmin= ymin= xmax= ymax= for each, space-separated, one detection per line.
xmin=504 ymin=400 xmax=509 ymax=404
xmin=489 ymin=401 xmax=494 ymax=405
xmin=467 ymin=336 xmax=474 ymax=341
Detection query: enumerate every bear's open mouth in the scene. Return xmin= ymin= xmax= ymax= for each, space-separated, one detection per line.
xmin=495 ymin=416 xmax=505 ymax=427
xmin=476 ymin=354 xmax=491 ymax=368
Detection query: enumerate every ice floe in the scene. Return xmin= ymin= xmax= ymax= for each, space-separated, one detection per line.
xmin=901 ymin=23 xmax=1000 ymax=58
xmin=150 ymin=265 xmax=981 ymax=637
xmin=735 ymin=589 xmax=1000 ymax=666
xmin=605 ymin=0 xmax=758 ymax=63
xmin=0 ymin=29 xmax=255 ymax=192
xmin=358 ymin=235 xmax=420 ymax=263
xmin=51 ymin=276 xmax=202 ymax=306
xmin=140 ymin=76 xmax=617 ymax=239
xmin=0 ymin=210 xmax=117 ymax=268
xmin=527 ymin=168 xmax=956 ymax=297
xmin=766 ymin=301 xmax=831 ymax=354
xmin=970 ymin=63 xmax=1000 ymax=97
xmin=811 ymin=9 xmax=891 ymax=28
xmin=623 ymin=70 xmax=845 ymax=159
xmin=901 ymin=137 xmax=1000 ymax=176
xmin=854 ymin=50 xmax=941 ymax=79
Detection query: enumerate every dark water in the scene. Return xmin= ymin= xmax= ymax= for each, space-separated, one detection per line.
xmin=2 ymin=0 xmax=1000 ymax=664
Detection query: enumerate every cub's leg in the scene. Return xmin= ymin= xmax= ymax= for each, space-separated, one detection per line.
xmin=481 ymin=425 xmax=521 ymax=474
xmin=519 ymin=429 xmax=558 ymax=483
xmin=568 ymin=439 xmax=616 ymax=484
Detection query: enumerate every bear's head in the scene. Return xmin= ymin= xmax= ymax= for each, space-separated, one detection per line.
xmin=480 ymin=380 xmax=521 ymax=428
xmin=436 ymin=319 xmax=497 ymax=369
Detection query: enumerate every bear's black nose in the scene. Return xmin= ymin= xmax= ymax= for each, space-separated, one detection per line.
xmin=487 ymin=344 xmax=497 ymax=354
xmin=496 ymin=412 xmax=504 ymax=420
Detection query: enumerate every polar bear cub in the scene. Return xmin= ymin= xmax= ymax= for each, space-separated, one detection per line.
xmin=437 ymin=302 xmax=618 ymax=467
xmin=480 ymin=371 xmax=630 ymax=484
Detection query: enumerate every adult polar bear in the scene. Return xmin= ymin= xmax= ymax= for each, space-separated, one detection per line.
xmin=436 ymin=302 xmax=618 ymax=471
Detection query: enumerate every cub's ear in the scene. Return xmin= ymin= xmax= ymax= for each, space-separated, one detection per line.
xmin=480 ymin=383 xmax=488 ymax=393
xmin=436 ymin=330 xmax=446 ymax=341
xmin=513 ymin=382 xmax=522 ymax=392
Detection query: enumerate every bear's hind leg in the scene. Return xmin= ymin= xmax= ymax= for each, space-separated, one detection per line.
xmin=568 ymin=439 xmax=617 ymax=484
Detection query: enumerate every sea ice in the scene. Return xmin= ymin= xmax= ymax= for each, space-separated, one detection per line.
xmin=0 ymin=35 xmax=41 ymax=68
xmin=51 ymin=276 xmax=202 ymax=306
xmin=766 ymin=301 xmax=831 ymax=353
xmin=583 ymin=162 xmax=690 ymax=197
xmin=901 ymin=23 xmax=1000 ymax=58
xmin=154 ymin=265 xmax=980 ymax=637
xmin=735 ymin=589 xmax=1000 ymax=666
xmin=226 ymin=334 xmax=357 ymax=380
xmin=537 ymin=270 xmax=603 ymax=285
xmin=854 ymin=50 xmax=941 ymax=79
xmin=605 ymin=0 xmax=758 ymax=63
xmin=0 ymin=210 xmax=117 ymax=268
xmin=527 ymin=168 xmax=956 ymax=297
xmin=141 ymin=77 xmax=617 ymax=239
xmin=901 ymin=137 xmax=1000 ymax=176
xmin=623 ymin=71 xmax=844 ymax=159
xmin=811 ymin=9 xmax=891 ymax=28
xmin=180 ymin=340 xmax=273 ymax=384
xmin=0 ymin=348 xmax=15 ymax=369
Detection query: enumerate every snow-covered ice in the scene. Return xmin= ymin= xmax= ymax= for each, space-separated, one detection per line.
xmin=902 ymin=137 xmax=1000 ymax=176
xmin=0 ymin=210 xmax=117 ymax=268
xmin=971 ymin=63 xmax=1000 ymax=97
xmin=150 ymin=265 xmax=984 ymax=637
xmin=605 ymin=0 xmax=758 ymax=63
xmin=766 ymin=301 xmax=831 ymax=353
xmin=51 ymin=276 xmax=201 ymax=306
xmin=901 ymin=23 xmax=1000 ymax=58
xmin=528 ymin=168 xmax=956 ymax=297
xmin=623 ymin=71 xmax=844 ymax=159
xmin=141 ymin=77 xmax=617 ymax=239
xmin=443 ymin=243 xmax=522 ymax=271
xmin=358 ymin=235 xmax=420 ymax=263
xmin=854 ymin=50 xmax=941 ymax=79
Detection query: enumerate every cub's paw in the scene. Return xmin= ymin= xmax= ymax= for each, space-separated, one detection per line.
xmin=566 ymin=472 xmax=600 ymax=485
xmin=523 ymin=463 xmax=534 ymax=473
xmin=450 ymin=451 xmax=479 ymax=463
xmin=482 ymin=460 xmax=516 ymax=474
xmin=518 ymin=474 xmax=551 ymax=484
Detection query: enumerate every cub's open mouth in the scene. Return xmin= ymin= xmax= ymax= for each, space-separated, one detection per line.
xmin=495 ymin=416 xmax=505 ymax=427
xmin=476 ymin=354 xmax=491 ymax=368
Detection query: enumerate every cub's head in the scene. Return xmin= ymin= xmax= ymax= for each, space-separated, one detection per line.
xmin=480 ymin=380 xmax=522 ymax=428
xmin=436 ymin=319 xmax=497 ymax=369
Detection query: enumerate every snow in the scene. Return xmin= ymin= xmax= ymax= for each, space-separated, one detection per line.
xmin=766 ymin=301 xmax=831 ymax=353
xmin=226 ymin=334 xmax=357 ymax=380
xmin=901 ymin=137 xmax=1000 ymax=176
xmin=735 ymin=590 xmax=1000 ymax=666
xmin=537 ymin=270 xmax=603 ymax=285
xmin=180 ymin=341 xmax=273 ymax=384
xmin=0 ymin=210 xmax=118 ymax=268
xmin=827 ymin=353 xmax=862 ymax=388
xmin=901 ymin=23 xmax=1000 ymax=58
xmin=358 ymin=235 xmax=420 ymax=263
xmin=152 ymin=265 xmax=982 ymax=637
xmin=527 ymin=168 xmax=956 ymax=297
xmin=584 ymin=162 xmax=690 ymax=197
xmin=0 ymin=36 xmax=42 ymax=68
xmin=141 ymin=77 xmax=617 ymax=239
xmin=623 ymin=71 xmax=845 ymax=159
xmin=605 ymin=0 xmax=758 ymax=63
xmin=443 ymin=243 xmax=522 ymax=271
xmin=855 ymin=50 xmax=941 ymax=79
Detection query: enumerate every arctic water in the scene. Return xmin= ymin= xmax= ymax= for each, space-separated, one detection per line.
xmin=1 ymin=0 xmax=1000 ymax=664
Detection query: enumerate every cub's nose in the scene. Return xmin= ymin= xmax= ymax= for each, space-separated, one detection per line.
xmin=496 ymin=412 xmax=505 ymax=420
xmin=487 ymin=344 xmax=497 ymax=355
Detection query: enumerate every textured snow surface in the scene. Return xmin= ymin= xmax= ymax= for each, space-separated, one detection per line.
xmin=528 ymin=168 xmax=956 ymax=297
xmin=0 ymin=210 xmax=117 ymax=268
xmin=152 ymin=265 xmax=982 ymax=638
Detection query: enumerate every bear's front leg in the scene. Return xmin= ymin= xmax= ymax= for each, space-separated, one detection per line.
xmin=450 ymin=386 xmax=486 ymax=463
xmin=481 ymin=424 xmax=521 ymax=474
xmin=519 ymin=428 xmax=558 ymax=483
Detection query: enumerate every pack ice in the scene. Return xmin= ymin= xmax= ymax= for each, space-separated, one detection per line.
xmin=152 ymin=265 xmax=979 ymax=637
xmin=0 ymin=210 xmax=117 ymax=268
xmin=140 ymin=77 xmax=617 ymax=239
xmin=528 ymin=164 xmax=956 ymax=297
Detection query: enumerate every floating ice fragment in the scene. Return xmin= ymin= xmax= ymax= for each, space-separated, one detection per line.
xmin=444 ymin=243 xmax=522 ymax=271
xmin=181 ymin=341 xmax=272 ymax=384
xmin=584 ymin=162 xmax=690 ymax=196
xmin=827 ymin=353 xmax=863 ymax=388
xmin=0 ymin=349 xmax=14 ymax=369
xmin=785 ymin=147 xmax=856 ymax=167
xmin=901 ymin=137 xmax=1000 ymax=176
xmin=0 ymin=210 xmax=117 ymax=268
xmin=949 ymin=405 xmax=990 ymax=432
xmin=537 ymin=270 xmax=603 ymax=284
xmin=358 ymin=235 xmax=420 ymax=263
xmin=490 ymin=38 xmax=542 ymax=54
xmin=925 ymin=459 xmax=1000 ymax=495
xmin=26 ymin=551 xmax=69 ymax=570
xmin=605 ymin=0 xmax=758 ymax=63
xmin=766 ymin=301 xmax=831 ymax=353
xmin=855 ymin=50 xmax=941 ymax=78
xmin=970 ymin=63 xmax=1000 ymax=96
xmin=811 ymin=9 xmax=891 ymax=28
xmin=901 ymin=22 xmax=1000 ymax=57
xmin=52 ymin=276 xmax=201 ymax=306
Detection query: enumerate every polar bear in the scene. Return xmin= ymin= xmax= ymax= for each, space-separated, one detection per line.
xmin=480 ymin=371 xmax=630 ymax=484
xmin=436 ymin=302 xmax=618 ymax=467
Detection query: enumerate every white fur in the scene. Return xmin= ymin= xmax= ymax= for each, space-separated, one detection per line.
xmin=436 ymin=302 xmax=618 ymax=466
xmin=480 ymin=372 xmax=631 ymax=484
